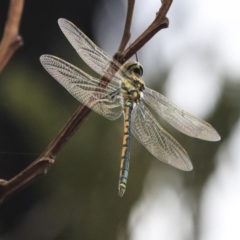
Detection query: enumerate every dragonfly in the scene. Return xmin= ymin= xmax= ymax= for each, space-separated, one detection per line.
xmin=40 ymin=18 xmax=220 ymax=197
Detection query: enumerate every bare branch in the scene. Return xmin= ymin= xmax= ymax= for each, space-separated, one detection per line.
xmin=0 ymin=105 xmax=91 ymax=202
xmin=118 ymin=0 xmax=135 ymax=52
xmin=0 ymin=0 xmax=24 ymax=73
xmin=0 ymin=0 xmax=173 ymax=203
xmin=121 ymin=0 xmax=172 ymax=60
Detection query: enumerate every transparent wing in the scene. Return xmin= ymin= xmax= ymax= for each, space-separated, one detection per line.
xmin=58 ymin=18 xmax=123 ymax=89
xmin=40 ymin=55 xmax=123 ymax=120
xmin=131 ymin=102 xmax=192 ymax=171
xmin=143 ymin=87 xmax=220 ymax=141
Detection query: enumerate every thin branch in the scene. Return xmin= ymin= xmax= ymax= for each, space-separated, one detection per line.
xmin=118 ymin=0 xmax=135 ymax=52
xmin=0 ymin=105 xmax=91 ymax=202
xmin=121 ymin=0 xmax=172 ymax=60
xmin=0 ymin=0 xmax=173 ymax=203
xmin=0 ymin=0 xmax=24 ymax=73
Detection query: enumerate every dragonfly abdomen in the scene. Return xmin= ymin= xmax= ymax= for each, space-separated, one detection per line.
xmin=118 ymin=102 xmax=133 ymax=197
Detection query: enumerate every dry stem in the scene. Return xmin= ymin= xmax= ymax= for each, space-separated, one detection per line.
xmin=118 ymin=0 xmax=135 ymax=52
xmin=0 ymin=0 xmax=24 ymax=73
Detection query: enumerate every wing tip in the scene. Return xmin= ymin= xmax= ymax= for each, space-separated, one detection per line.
xmin=39 ymin=54 xmax=47 ymax=63
xmin=176 ymin=159 xmax=193 ymax=171
xmin=58 ymin=18 xmax=75 ymax=31
xmin=39 ymin=55 xmax=58 ymax=65
xmin=211 ymin=131 xmax=221 ymax=141
xmin=58 ymin=18 xmax=67 ymax=27
xmin=201 ymin=130 xmax=221 ymax=142
xmin=185 ymin=164 xmax=193 ymax=171
xmin=39 ymin=55 xmax=47 ymax=65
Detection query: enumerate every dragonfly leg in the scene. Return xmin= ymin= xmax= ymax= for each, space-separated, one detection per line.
xmin=118 ymin=103 xmax=133 ymax=197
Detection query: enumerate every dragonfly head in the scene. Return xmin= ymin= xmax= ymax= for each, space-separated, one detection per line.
xmin=123 ymin=60 xmax=143 ymax=76
xmin=122 ymin=61 xmax=145 ymax=91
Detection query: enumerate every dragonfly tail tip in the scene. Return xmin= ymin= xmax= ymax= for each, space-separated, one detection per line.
xmin=118 ymin=185 xmax=126 ymax=197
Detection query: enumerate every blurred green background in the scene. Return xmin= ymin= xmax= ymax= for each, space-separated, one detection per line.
xmin=1 ymin=0 xmax=240 ymax=240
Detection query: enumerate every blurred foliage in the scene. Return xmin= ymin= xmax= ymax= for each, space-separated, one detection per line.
xmin=0 ymin=1 xmax=240 ymax=240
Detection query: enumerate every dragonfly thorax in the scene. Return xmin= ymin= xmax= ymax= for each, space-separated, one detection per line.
xmin=121 ymin=61 xmax=145 ymax=104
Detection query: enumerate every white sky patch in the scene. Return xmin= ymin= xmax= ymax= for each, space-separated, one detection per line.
xmin=163 ymin=54 xmax=222 ymax=118
xmin=189 ymin=0 xmax=240 ymax=79
xmin=200 ymin=119 xmax=240 ymax=240
xmin=128 ymin=166 xmax=193 ymax=240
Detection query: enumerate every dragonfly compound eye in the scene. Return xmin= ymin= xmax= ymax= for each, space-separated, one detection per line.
xmin=133 ymin=66 xmax=143 ymax=76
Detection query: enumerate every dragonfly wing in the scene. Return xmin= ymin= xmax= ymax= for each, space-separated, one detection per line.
xmin=58 ymin=18 xmax=122 ymax=89
xmin=131 ymin=103 xmax=192 ymax=171
xmin=40 ymin=55 xmax=123 ymax=120
xmin=143 ymin=87 xmax=220 ymax=141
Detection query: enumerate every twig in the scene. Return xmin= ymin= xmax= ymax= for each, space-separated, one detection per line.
xmin=121 ymin=0 xmax=172 ymax=60
xmin=0 ymin=0 xmax=24 ymax=73
xmin=0 ymin=105 xmax=91 ymax=203
xmin=0 ymin=0 xmax=173 ymax=202
xmin=118 ymin=0 xmax=135 ymax=52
